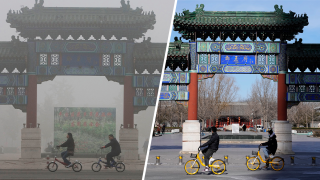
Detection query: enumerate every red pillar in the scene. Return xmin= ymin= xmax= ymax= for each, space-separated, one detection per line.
xmin=124 ymin=76 xmax=134 ymax=128
xmin=188 ymin=72 xmax=198 ymax=120
xmin=215 ymin=120 xmax=218 ymax=128
xmin=227 ymin=117 xmax=229 ymax=125
xmin=278 ymin=73 xmax=287 ymax=121
xmin=26 ymin=75 xmax=37 ymax=128
xmin=238 ymin=117 xmax=240 ymax=124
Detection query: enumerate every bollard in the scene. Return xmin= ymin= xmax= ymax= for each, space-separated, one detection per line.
xmin=312 ymin=157 xmax=316 ymax=166
xmin=178 ymin=155 xmax=184 ymax=165
xmin=46 ymin=155 xmax=50 ymax=169
xmin=245 ymin=155 xmax=250 ymax=165
xmin=224 ymin=155 xmax=228 ymax=164
xmin=155 ymin=156 xmax=161 ymax=165
xmin=290 ymin=156 xmax=295 ymax=165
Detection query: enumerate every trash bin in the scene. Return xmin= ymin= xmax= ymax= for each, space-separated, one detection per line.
xmin=264 ymin=129 xmax=266 ymax=132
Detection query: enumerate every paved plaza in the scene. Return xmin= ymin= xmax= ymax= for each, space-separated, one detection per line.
xmin=0 ymin=170 xmax=143 ymax=180
xmin=145 ymin=131 xmax=320 ymax=180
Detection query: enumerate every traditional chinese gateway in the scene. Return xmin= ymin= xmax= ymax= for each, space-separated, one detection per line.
xmin=0 ymin=0 xmax=165 ymax=160
xmin=160 ymin=4 xmax=319 ymax=154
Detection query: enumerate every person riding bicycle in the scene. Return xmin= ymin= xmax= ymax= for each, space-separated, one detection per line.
xmin=199 ymin=126 xmax=219 ymax=172
xmin=260 ymin=129 xmax=277 ymax=169
xmin=56 ymin=133 xmax=75 ymax=168
xmin=100 ymin=134 xmax=121 ymax=168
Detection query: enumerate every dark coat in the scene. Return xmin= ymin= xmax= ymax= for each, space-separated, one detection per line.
xmin=105 ymin=138 xmax=121 ymax=154
xmin=201 ymin=132 xmax=219 ymax=151
xmin=243 ymin=125 xmax=247 ymax=131
xmin=261 ymin=134 xmax=277 ymax=155
xmin=162 ymin=124 xmax=166 ymax=131
xmin=60 ymin=138 xmax=75 ymax=153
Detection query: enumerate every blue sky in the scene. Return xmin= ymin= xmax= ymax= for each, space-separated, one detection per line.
xmin=170 ymin=0 xmax=320 ymax=100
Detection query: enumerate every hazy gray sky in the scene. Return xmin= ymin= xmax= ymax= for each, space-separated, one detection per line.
xmin=0 ymin=0 xmax=175 ymax=42
xmin=0 ymin=0 xmax=176 ymax=156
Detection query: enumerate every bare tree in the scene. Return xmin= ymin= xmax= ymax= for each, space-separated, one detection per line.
xmin=247 ymin=77 xmax=277 ymax=128
xmin=198 ymin=74 xmax=239 ymax=127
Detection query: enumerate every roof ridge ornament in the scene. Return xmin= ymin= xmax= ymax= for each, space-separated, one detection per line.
xmin=195 ymin=4 xmax=204 ymax=17
xmin=34 ymin=0 xmax=44 ymax=9
xmin=173 ymin=37 xmax=182 ymax=51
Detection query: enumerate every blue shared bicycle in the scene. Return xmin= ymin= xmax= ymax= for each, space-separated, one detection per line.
xmin=91 ymin=150 xmax=125 ymax=172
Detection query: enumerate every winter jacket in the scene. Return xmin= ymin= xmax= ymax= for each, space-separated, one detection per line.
xmin=261 ymin=133 xmax=277 ymax=155
xmin=201 ymin=132 xmax=219 ymax=151
xmin=105 ymin=138 xmax=121 ymax=154
xmin=60 ymin=138 xmax=75 ymax=153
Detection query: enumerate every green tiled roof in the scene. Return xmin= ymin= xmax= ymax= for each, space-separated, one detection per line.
xmin=287 ymin=40 xmax=320 ymax=72
xmin=6 ymin=0 xmax=156 ymax=40
xmin=0 ymin=41 xmax=27 ymax=59
xmin=167 ymin=43 xmax=189 ymax=57
xmin=174 ymin=4 xmax=308 ymax=41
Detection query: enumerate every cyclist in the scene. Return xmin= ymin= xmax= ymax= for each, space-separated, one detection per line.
xmin=199 ymin=126 xmax=219 ymax=172
xmin=101 ymin=134 xmax=121 ymax=168
xmin=260 ymin=129 xmax=277 ymax=169
xmin=56 ymin=133 xmax=75 ymax=168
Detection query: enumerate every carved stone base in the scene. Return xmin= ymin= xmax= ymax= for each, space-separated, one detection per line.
xmin=181 ymin=120 xmax=200 ymax=154
xmin=273 ymin=121 xmax=295 ymax=155
xmin=20 ymin=128 xmax=41 ymax=159
xmin=119 ymin=128 xmax=139 ymax=161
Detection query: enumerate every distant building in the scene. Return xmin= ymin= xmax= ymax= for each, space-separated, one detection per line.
xmin=206 ymin=102 xmax=262 ymax=128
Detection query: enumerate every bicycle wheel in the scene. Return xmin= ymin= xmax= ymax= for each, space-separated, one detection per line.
xmin=270 ymin=157 xmax=284 ymax=171
xmin=211 ymin=159 xmax=226 ymax=175
xmin=184 ymin=160 xmax=199 ymax=175
xmin=47 ymin=162 xmax=58 ymax=172
xmin=91 ymin=162 xmax=101 ymax=172
xmin=115 ymin=163 xmax=125 ymax=172
xmin=246 ymin=157 xmax=260 ymax=171
xmin=72 ymin=162 xmax=82 ymax=172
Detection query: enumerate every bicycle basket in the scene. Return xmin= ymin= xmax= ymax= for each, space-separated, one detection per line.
xmin=252 ymin=151 xmax=258 ymax=156
xmin=190 ymin=153 xmax=197 ymax=158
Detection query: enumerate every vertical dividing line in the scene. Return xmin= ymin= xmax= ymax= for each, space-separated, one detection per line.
xmin=141 ymin=1 xmax=178 ymax=180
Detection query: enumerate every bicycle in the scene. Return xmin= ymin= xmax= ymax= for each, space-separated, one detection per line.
xmin=47 ymin=147 xmax=82 ymax=172
xmin=184 ymin=148 xmax=226 ymax=175
xmin=246 ymin=145 xmax=284 ymax=171
xmin=91 ymin=150 xmax=125 ymax=172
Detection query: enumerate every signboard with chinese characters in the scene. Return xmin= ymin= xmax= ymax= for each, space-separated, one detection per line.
xmin=54 ymin=107 xmax=116 ymax=154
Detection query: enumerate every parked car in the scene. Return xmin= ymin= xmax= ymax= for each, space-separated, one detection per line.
xmin=257 ymin=125 xmax=263 ymax=131
xmin=247 ymin=127 xmax=254 ymax=131
xmin=217 ymin=127 xmax=224 ymax=131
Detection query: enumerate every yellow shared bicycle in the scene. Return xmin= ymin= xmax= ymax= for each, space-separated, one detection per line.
xmin=184 ymin=148 xmax=226 ymax=175
xmin=246 ymin=145 xmax=284 ymax=171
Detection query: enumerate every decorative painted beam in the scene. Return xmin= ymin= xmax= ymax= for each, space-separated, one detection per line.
xmin=0 ymin=95 xmax=27 ymax=104
xmin=162 ymin=72 xmax=190 ymax=84
xmin=132 ymin=75 xmax=161 ymax=88
xmin=287 ymin=93 xmax=320 ymax=102
xmin=159 ymin=91 xmax=189 ymax=100
xmin=36 ymin=66 xmax=126 ymax=76
xmin=262 ymin=75 xmax=278 ymax=82
xmin=286 ymin=73 xmax=320 ymax=84
xmin=133 ymin=97 xmax=157 ymax=106
xmin=36 ymin=41 xmax=127 ymax=53
xmin=161 ymin=84 xmax=188 ymax=92
xmin=197 ymin=64 xmax=278 ymax=74
xmin=0 ymin=75 xmax=28 ymax=86
xmin=197 ymin=42 xmax=280 ymax=53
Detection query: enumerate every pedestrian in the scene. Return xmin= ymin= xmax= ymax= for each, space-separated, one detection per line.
xmin=56 ymin=133 xmax=75 ymax=168
xmin=199 ymin=127 xmax=220 ymax=172
xmin=243 ymin=124 xmax=247 ymax=132
xmin=157 ymin=124 xmax=161 ymax=135
xmin=100 ymin=134 xmax=121 ymax=169
xmin=162 ymin=123 xmax=166 ymax=135
xmin=260 ymin=129 xmax=277 ymax=169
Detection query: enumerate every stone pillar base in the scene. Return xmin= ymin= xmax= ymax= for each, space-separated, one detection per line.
xmin=20 ymin=128 xmax=41 ymax=159
xmin=273 ymin=121 xmax=295 ymax=155
xmin=181 ymin=120 xmax=200 ymax=154
xmin=119 ymin=128 xmax=139 ymax=161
